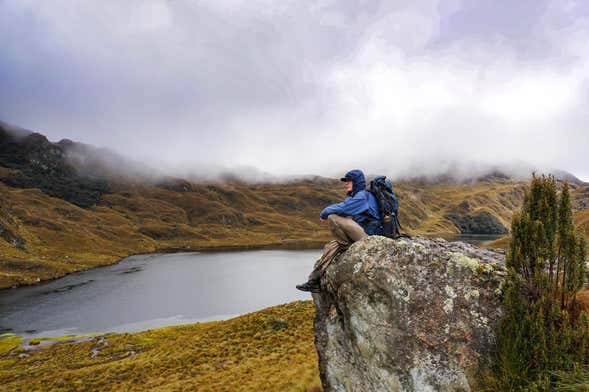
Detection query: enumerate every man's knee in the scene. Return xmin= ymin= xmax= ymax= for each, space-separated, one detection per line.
xmin=327 ymin=214 xmax=346 ymax=234
xmin=326 ymin=214 xmax=367 ymax=242
xmin=328 ymin=214 xmax=350 ymax=227
xmin=327 ymin=214 xmax=339 ymax=229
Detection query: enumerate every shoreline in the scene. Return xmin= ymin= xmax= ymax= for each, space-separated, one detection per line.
xmin=0 ymin=234 xmax=507 ymax=339
xmin=155 ymin=238 xmax=327 ymax=253
xmin=0 ymin=299 xmax=313 ymax=345
xmin=0 ymin=300 xmax=321 ymax=391
xmin=0 ymin=233 xmax=507 ymax=292
xmin=0 ymin=238 xmax=327 ymax=292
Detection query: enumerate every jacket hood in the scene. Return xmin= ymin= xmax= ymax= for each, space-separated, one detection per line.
xmin=344 ymin=169 xmax=366 ymax=196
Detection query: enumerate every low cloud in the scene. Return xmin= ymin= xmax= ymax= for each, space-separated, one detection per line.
xmin=1 ymin=0 xmax=588 ymax=181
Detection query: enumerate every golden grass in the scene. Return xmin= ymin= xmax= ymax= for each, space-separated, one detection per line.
xmin=0 ymin=334 xmax=23 ymax=356
xmin=482 ymin=209 xmax=588 ymax=252
xmin=394 ymin=180 xmax=527 ymax=235
xmin=0 ymin=179 xmax=339 ymax=288
xmin=484 ymin=235 xmax=510 ymax=250
xmin=1 ymin=176 xmax=587 ymax=391
xmin=1 ymin=176 xmax=587 ymax=288
xmin=0 ymin=301 xmax=321 ymax=392
xmin=575 ymin=210 xmax=589 ymax=238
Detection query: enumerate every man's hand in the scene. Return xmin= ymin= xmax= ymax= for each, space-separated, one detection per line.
xmin=319 ymin=217 xmax=327 ymax=224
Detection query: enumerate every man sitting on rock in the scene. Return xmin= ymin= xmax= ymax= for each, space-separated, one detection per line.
xmin=296 ymin=169 xmax=383 ymax=293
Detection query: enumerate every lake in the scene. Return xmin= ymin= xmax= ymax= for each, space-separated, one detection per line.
xmin=0 ymin=234 xmax=502 ymax=337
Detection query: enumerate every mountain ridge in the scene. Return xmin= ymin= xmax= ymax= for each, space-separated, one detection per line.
xmin=2 ymin=120 xmax=586 ymax=187
xmin=0 ymin=122 xmax=588 ymax=289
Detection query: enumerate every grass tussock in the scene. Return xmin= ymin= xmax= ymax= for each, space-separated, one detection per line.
xmin=0 ymin=334 xmax=23 ymax=355
xmin=0 ymin=301 xmax=321 ymax=392
xmin=552 ymin=366 xmax=589 ymax=391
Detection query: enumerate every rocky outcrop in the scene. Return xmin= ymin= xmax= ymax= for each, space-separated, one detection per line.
xmin=312 ymin=236 xmax=506 ymax=392
xmin=0 ymin=220 xmax=25 ymax=249
xmin=0 ymin=205 xmax=25 ymax=249
xmin=0 ymin=124 xmax=109 ymax=208
xmin=445 ymin=212 xmax=508 ymax=235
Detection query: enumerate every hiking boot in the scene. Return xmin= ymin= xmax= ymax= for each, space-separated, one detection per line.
xmin=296 ymin=280 xmax=321 ymax=293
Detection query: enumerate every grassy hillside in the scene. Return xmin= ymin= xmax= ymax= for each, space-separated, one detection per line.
xmin=484 ymin=187 xmax=589 ymax=251
xmin=3 ymin=172 xmax=589 ymax=289
xmin=2 ymin=127 xmax=589 ymax=391
xmin=0 ymin=178 xmax=339 ymax=288
xmin=0 ymin=301 xmax=321 ymax=391
xmin=6 ymin=291 xmax=589 ymax=391
xmin=1 ymin=125 xmax=588 ymax=288
xmin=0 ymin=176 xmax=526 ymax=288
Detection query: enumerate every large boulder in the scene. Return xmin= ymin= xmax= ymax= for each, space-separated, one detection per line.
xmin=312 ymin=236 xmax=506 ymax=392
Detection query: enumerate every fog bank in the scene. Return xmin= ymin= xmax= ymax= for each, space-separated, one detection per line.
xmin=1 ymin=1 xmax=588 ymax=181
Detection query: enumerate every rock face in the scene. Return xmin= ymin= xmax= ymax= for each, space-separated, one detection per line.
xmin=0 ymin=125 xmax=110 ymax=208
xmin=312 ymin=236 xmax=506 ymax=392
xmin=445 ymin=212 xmax=508 ymax=235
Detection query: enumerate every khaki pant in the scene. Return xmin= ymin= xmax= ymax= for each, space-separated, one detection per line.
xmin=308 ymin=214 xmax=367 ymax=281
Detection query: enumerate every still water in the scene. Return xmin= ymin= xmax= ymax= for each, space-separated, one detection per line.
xmin=0 ymin=250 xmax=320 ymax=337
xmin=0 ymin=234 xmax=502 ymax=337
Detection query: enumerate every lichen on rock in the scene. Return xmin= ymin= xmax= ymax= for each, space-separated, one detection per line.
xmin=312 ymin=235 xmax=506 ymax=392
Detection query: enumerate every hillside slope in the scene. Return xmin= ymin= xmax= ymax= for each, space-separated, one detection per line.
xmin=1 ymin=124 xmax=588 ymax=289
xmin=0 ymin=301 xmax=320 ymax=391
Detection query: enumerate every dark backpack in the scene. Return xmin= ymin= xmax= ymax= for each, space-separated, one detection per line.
xmin=369 ymin=176 xmax=401 ymax=238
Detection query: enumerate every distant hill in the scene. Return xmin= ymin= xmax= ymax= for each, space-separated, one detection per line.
xmin=1 ymin=122 xmax=588 ymax=289
xmin=0 ymin=123 xmax=110 ymax=208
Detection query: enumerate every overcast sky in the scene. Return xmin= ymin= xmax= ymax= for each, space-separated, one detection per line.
xmin=1 ymin=0 xmax=588 ymax=180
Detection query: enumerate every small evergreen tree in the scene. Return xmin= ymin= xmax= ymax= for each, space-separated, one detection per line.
xmin=494 ymin=174 xmax=589 ymax=391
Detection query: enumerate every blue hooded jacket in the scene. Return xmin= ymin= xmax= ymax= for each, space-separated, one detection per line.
xmin=319 ymin=169 xmax=383 ymax=235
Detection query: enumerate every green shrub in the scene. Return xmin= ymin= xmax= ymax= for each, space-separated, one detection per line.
xmin=493 ymin=174 xmax=589 ymax=391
